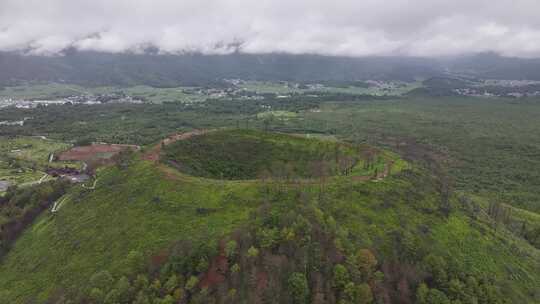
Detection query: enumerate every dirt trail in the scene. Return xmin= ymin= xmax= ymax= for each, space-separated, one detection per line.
xmin=142 ymin=129 xmax=209 ymax=162
xmin=51 ymin=195 xmax=68 ymax=213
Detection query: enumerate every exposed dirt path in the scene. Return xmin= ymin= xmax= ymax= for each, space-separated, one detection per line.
xmin=19 ymin=173 xmax=50 ymax=188
xmin=81 ymin=177 xmax=99 ymax=190
xmin=51 ymin=195 xmax=68 ymax=213
xmin=142 ymin=129 xmax=210 ymax=163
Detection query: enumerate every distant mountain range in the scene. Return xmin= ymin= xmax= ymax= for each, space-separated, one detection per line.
xmin=2 ymin=51 xmax=540 ymax=87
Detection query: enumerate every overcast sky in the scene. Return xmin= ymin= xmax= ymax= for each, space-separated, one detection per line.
xmin=1 ymin=0 xmax=540 ymax=57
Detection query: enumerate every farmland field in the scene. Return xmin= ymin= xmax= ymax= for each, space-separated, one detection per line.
xmin=0 ymin=137 xmax=72 ymax=186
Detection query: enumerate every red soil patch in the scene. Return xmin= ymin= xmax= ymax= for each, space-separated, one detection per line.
xmin=149 ymin=249 xmax=170 ymax=272
xmin=199 ymin=255 xmax=228 ymax=289
xmin=57 ymin=143 xmax=139 ymax=162
xmin=256 ymin=271 xmax=268 ymax=291
xmin=199 ymin=240 xmax=229 ymax=289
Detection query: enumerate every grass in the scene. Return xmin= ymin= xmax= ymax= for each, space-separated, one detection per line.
xmin=0 ymin=136 xmax=70 ymax=164
xmin=0 ymin=159 xmax=258 ymax=302
xmin=0 ymin=137 xmax=72 ymax=186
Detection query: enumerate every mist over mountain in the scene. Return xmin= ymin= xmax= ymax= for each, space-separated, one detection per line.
xmin=2 ymin=51 xmax=540 ymax=87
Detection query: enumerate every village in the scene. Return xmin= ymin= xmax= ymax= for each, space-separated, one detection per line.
xmin=0 ymin=92 xmax=144 ymax=109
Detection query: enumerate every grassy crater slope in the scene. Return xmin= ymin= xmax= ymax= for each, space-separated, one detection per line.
xmin=163 ymin=129 xmax=367 ymax=180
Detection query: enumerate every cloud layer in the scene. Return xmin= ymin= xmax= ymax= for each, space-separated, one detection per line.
xmin=2 ymin=0 xmax=540 ymax=57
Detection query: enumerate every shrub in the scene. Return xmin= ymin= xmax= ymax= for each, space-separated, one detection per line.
xmin=288 ymin=272 xmax=309 ymax=304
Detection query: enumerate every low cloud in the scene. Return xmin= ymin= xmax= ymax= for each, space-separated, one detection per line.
xmin=2 ymin=0 xmax=540 ymax=57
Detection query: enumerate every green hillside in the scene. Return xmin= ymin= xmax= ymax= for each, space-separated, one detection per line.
xmin=0 ymin=131 xmax=538 ymax=303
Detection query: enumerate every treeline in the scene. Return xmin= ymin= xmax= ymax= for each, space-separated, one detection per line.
xmin=0 ymin=181 xmax=69 ymax=257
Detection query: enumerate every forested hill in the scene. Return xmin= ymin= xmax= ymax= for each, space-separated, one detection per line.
xmin=3 ymin=51 xmax=540 ymax=87
xmin=0 ymin=51 xmax=443 ymax=87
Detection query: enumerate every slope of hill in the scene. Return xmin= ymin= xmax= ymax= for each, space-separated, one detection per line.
xmin=0 ymin=130 xmax=538 ymax=304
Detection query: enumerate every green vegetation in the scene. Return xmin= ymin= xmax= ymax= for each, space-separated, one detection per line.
xmin=90 ymin=85 xmax=207 ymax=104
xmin=0 ymin=83 xmax=89 ymax=100
xmin=293 ymin=97 xmax=540 ymax=214
xmin=163 ymin=129 xmax=364 ymax=180
xmin=241 ymin=81 xmax=304 ymax=94
xmin=0 ymin=87 xmax=539 ymax=303
xmin=0 ymin=131 xmax=537 ymax=303
xmin=240 ymin=80 xmax=421 ymax=96
xmin=0 ymin=136 xmax=72 ymax=186
xmin=0 ymin=157 xmax=258 ymax=302
xmin=0 ymin=180 xmax=68 ymax=256
xmin=0 ymin=83 xmax=206 ymax=104
xmin=256 ymin=110 xmax=298 ymax=120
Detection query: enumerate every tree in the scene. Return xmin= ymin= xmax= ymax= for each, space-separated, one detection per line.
xmin=333 ymin=264 xmax=350 ymax=290
xmin=104 ymin=289 xmax=120 ymax=304
xmin=247 ymin=246 xmax=259 ymax=258
xmin=357 ymin=249 xmax=377 ymax=279
xmin=423 ymin=254 xmax=448 ymax=286
xmin=224 ymin=240 xmax=237 ymax=259
xmin=416 ymin=283 xmax=429 ymax=304
xmin=89 ymin=288 xmax=105 ymax=304
xmin=124 ymin=250 xmax=145 ymax=276
xmin=356 ymin=283 xmax=373 ymax=304
xmin=196 ymin=257 xmax=209 ymax=273
xmin=228 ymin=288 xmax=237 ymax=299
xmin=133 ymin=274 xmax=150 ymax=292
xmin=173 ymin=288 xmax=184 ymax=301
xmin=133 ymin=291 xmax=150 ymax=304
xmin=344 ymin=282 xmax=357 ymax=302
xmin=258 ymin=227 xmax=279 ymax=248
xmin=115 ymin=276 xmax=131 ymax=302
xmin=158 ymin=295 xmax=175 ymax=304
xmin=288 ymin=272 xmax=309 ymax=304
xmin=231 ymin=263 xmax=240 ymax=273
xmin=427 ymin=288 xmax=451 ymax=304
xmin=150 ymin=279 xmax=162 ymax=296
xmin=164 ymin=275 xmax=178 ymax=294
xmin=448 ymin=279 xmax=466 ymax=300
xmin=185 ymin=276 xmax=199 ymax=291
xmin=90 ymin=270 xmax=114 ymax=292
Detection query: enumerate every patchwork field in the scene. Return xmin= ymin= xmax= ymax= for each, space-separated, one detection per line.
xmin=0 ymin=137 xmax=72 ymax=187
